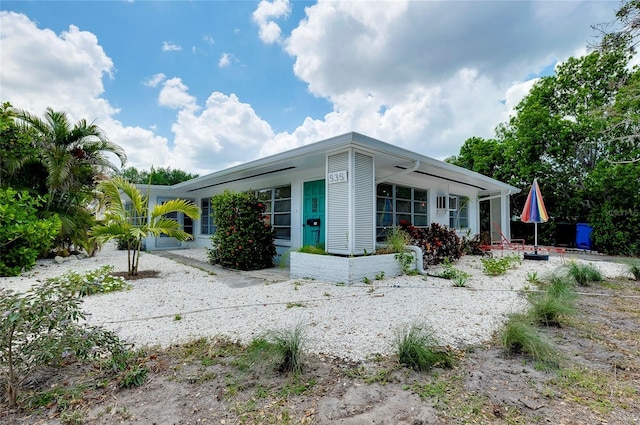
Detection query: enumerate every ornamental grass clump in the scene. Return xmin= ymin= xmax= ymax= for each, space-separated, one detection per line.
xmin=271 ymin=323 xmax=306 ymax=375
xmin=565 ymin=261 xmax=603 ymax=286
xmin=500 ymin=313 xmax=559 ymax=369
xmin=625 ymin=259 xmax=640 ymax=281
xmin=395 ymin=324 xmax=457 ymax=372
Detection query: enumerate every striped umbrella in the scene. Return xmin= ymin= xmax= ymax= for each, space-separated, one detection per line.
xmin=521 ymin=179 xmax=548 ymax=250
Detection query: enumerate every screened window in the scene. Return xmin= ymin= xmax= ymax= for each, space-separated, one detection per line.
xmin=200 ymin=197 xmax=216 ymax=235
xmin=376 ymin=183 xmax=429 ymax=241
xmin=449 ymin=195 xmax=469 ymax=229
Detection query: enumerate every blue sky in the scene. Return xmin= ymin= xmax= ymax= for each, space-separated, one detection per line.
xmin=0 ymin=1 xmax=621 ymax=175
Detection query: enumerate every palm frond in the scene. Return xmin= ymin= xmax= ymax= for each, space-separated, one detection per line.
xmin=151 ymin=198 xmax=200 ymax=220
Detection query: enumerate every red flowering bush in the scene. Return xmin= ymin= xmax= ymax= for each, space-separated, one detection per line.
xmin=207 ymin=190 xmax=276 ymax=270
xmin=398 ymin=220 xmax=462 ymax=266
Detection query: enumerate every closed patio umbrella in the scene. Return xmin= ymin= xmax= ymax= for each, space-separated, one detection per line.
xmin=521 ymin=178 xmax=549 ymax=256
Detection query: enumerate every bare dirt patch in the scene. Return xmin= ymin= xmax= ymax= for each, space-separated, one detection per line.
xmin=2 ymin=275 xmax=639 ymax=424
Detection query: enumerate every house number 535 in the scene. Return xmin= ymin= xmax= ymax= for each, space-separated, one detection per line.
xmin=328 ymin=170 xmax=348 ymax=184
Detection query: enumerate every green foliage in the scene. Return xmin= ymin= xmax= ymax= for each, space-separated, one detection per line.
xmin=120 ymin=166 xmax=198 ymax=185
xmin=270 ymin=323 xmax=306 ymax=375
xmin=0 ymin=188 xmax=61 ymax=276
xmin=500 ymin=314 xmax=558 ymax=369
xmin=529 ymin=292 xmax=577 ymax=327
xmin=91 ymin=177 xmax=200 ymax=275
xmin=118 ymin=365 xmax=148 ymax=389
xmin=0 ymin=280 xmax=131 ymax=407
xmin=385 ymin=227 xmax=412 ymax=253
xmin=8 ymin=106 xmax=127 ymax=252
xmin=207 ymin=190 xmax=276 ymax=270
xmin=565 ymin=261 xmax=603 ymax=286
xmin=586 ymin=162 xmax=640 ymax=255
xmin=48 ymin=265 xmax=131 ymax=296
xmin=480 ymin=254 xmax=520 ymax=276
xmin=297 ymin=245 xmax=327 ymax=255
xmin=395 ymin=324 xmax=457 ymax=372
xmin=399 ymin=221 xmax=462 ymax=266
xmin=394 ymin=251 xmax=416 ymax=275
xmin=437 ymin=258 xmax=471 ymax=280
xmin=626 ymin=259 xmax=640 ymax=281
xmin=449 ymin=48 xmax=640 ymax=254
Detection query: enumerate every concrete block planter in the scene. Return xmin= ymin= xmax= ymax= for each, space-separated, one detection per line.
xmin=290 ymin=251 xmax=416 ymax=284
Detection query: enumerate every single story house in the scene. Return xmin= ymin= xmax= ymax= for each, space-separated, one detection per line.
xmin=139 ymin=132 xmax=520 ymax=257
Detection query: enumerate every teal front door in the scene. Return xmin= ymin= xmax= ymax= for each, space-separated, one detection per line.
xmin=303 ymin=180 xmax=325 ymax=247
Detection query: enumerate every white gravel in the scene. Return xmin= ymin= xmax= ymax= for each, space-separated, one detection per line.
xmin=1 ymin=244 xmax=631 ymax=361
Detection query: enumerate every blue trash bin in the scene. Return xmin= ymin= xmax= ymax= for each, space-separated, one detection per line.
xmin=576 ymin=223 xmax=593 ymax=250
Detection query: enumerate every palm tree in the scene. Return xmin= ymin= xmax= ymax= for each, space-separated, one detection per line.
xmin=12 ymin=107 xmax=127 ymax=251
xmin=91 ymin=177 xmax=200 ymax=276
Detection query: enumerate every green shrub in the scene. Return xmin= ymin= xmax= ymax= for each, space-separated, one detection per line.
xmin=395 ymin=324 xmax=456 ymax=372
xmin=565 ymin=261 xmax=603 ymax=286
xmin=208 ymin=190 xmax=277 ymax=270
xmin=0 ymin=280 xmax=132 ymax=407
xmin=500 ymin=314 xmax=558 ymax=368
xmin=0 ymin=188 xmax=61 ymax=276
xmin=50 ymin=265 xmax=131 ymax=296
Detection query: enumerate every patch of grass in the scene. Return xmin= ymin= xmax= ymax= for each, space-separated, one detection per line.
xmin=385 ymin=227 xmax=412 ymax=253
xmin=285 ymin=302 xmax=305 ymax=309
xmin=395 ymin=324 xmax=457 ymax=372
xmin=549 ymin=366 xmax=637 ymax=415
xmin=25 ymin=384 xmax=88 ymax=410
xmin=565 ymin=261 xmax=603 ymax=286
xmin=345 ymin=366 xmax=395 ymax=384
xmin=625 ymin=259 xmax=640 ymax=281
xmin=277 ymin=377 xmax=317 ymax=397
xmin=410 ymin=379 xmax=449 ymax=399
xmin=500 ymin=314 xmax=559 ymax=369
xmin=297 ymin=245 xmax=327 ymax=255
xmin=529 ymin=291 xmax=576 ymax=327
xmin=271 ymin=323 xmax=306 ymax=375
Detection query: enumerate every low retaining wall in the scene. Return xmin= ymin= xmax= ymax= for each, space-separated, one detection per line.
xmin=290 ymin=251 xmax=416 ymax=284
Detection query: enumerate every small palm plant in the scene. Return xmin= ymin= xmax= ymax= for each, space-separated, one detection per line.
xmin=91 ymin=177 xmax=200 ymax=276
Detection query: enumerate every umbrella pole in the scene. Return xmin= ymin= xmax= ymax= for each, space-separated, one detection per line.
xmin=534 ymin=222 xmax=538 ymax=254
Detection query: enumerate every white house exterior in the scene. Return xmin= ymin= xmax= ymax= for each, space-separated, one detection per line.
xmin=139 ymin=132 xmax=520 ymax=257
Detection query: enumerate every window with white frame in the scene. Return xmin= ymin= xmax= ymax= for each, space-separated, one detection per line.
xmin=255 ymin=185 xmax=291 ymax=241
xmin=200 ymin=197 xmax=216 ymax=235
xmin=449 ymin=195 xmax=469 ymax=229
xmin=376 ymin=183 xmax=428 ymax=241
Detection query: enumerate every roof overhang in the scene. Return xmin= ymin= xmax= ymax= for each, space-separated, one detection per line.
xmin=166 ymin=132 xmax=520 ymax=196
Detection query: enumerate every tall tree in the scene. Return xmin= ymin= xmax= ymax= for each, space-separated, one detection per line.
xmin=120 ymin=166 xmax=198 ymax=185
xmin=11 ymin=107 xmax=127 ymax=251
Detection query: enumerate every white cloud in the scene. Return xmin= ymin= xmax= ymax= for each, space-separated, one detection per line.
xmin=0 ymin=11 xmax=172 ymax=171
xmin=169 ymin=91 xmax=275 ymax=174
xmin=162 ymin=41 xmax=182 ymax=52
xmin=158 ymin=77 xmax=198 ymax=111
xmin=252 ymin=0 xmax=291 ymax=44
xmin=144 ymin=73 xmax=166 ymax=88
xmin=277 ymin=0 xmax=615 ymax=159
xmin=218 ymin=52 xmax=235 ymax=68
